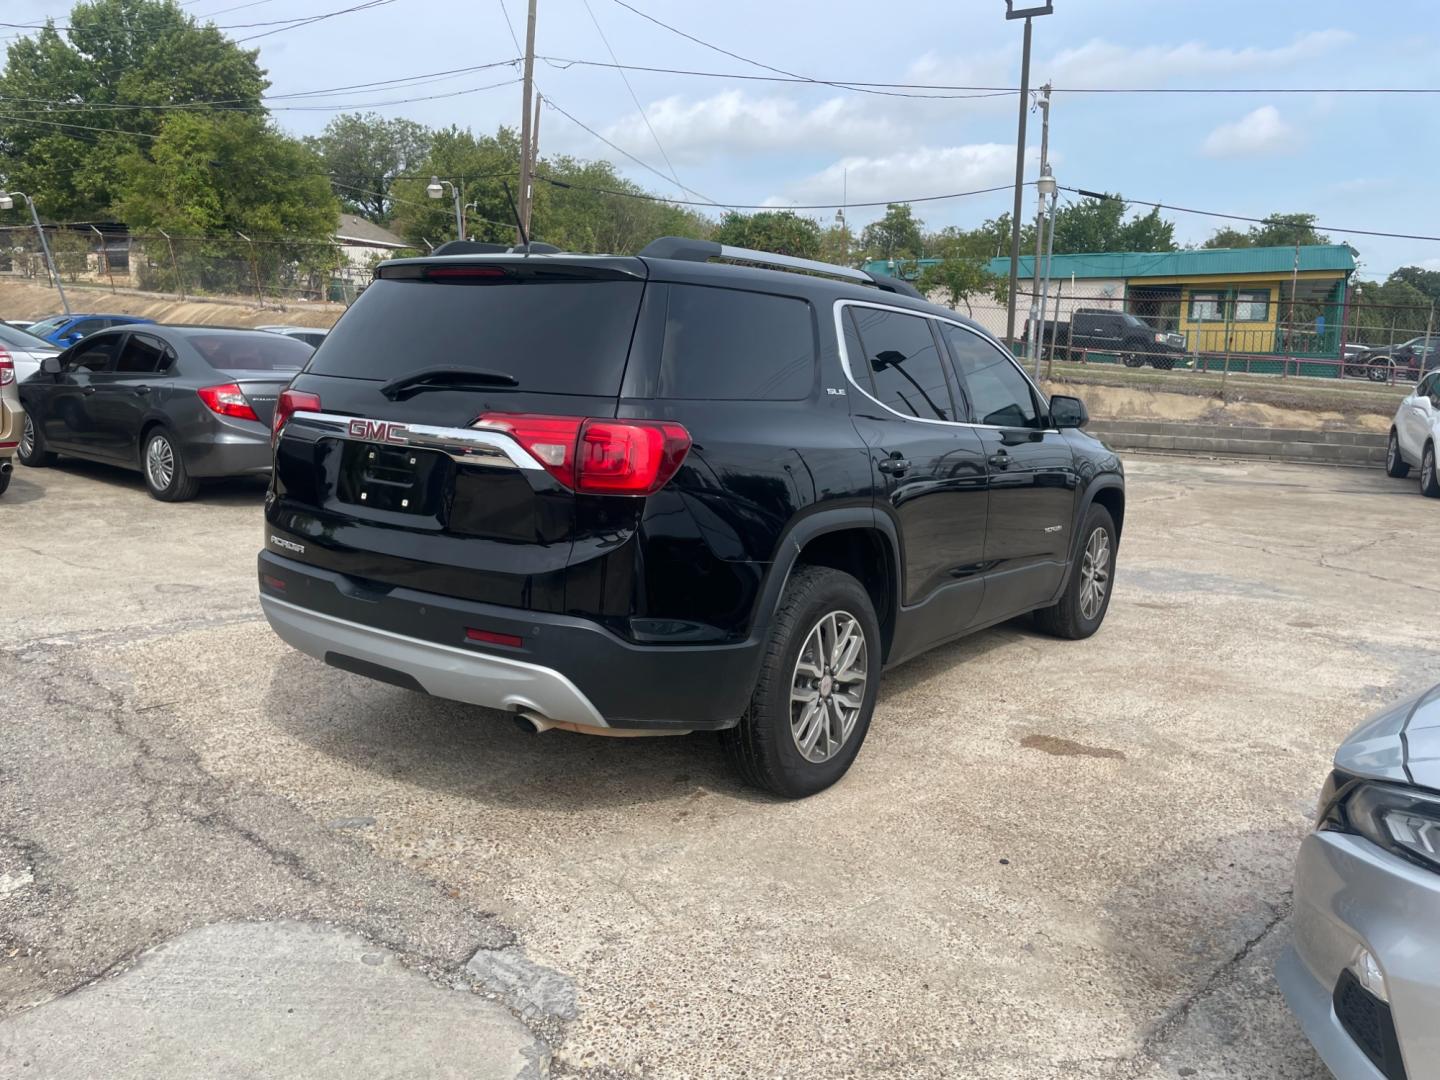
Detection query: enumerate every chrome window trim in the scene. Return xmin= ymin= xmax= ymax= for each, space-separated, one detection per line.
xmin=833 ymin=299 xmax=1057 ymax=433
xmin=286 ymin=410 xmax=541 ymax=470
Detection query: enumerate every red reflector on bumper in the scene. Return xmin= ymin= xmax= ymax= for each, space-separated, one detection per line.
xmin=261 ymin=574 xmax=286 ymax=592
xmin=465 ymin=627 xmax=523 ymax=648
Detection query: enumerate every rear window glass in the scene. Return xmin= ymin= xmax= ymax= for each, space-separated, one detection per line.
xmin=309 ymin=276 xmax=645 ymax=395
xmin=657 ymin=284 xmax=814 ymax=400
xmin=27 ymin=317 xmax=66 ymax=336
xmin=187 ymin=333 xmax=313 ymax=371
xmin=0 ymin=323 xmax=54 ymax=351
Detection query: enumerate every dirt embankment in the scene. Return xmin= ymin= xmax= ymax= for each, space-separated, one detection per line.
xmin=1041 ymin=379 xmax=1392 ymax=434
xmin=0 ymin=279 xmax=343 ymax=330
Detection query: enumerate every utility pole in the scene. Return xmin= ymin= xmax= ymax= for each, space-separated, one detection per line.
xmin=1027 ymin=84 xmax=1052 ymax=364
xmin=515 ymin=0 xmax=538 ymax=245
xmin=1003 ymin=2 xmax=1052 ymax=348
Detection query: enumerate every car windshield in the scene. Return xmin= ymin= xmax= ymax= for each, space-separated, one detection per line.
xmin=0 ymin=323 xmax=56 ymax=351
xmin=185 ymin=332 xmax=313 ymax=372
xmin=27 ymin=317 xmax=67 ymax=336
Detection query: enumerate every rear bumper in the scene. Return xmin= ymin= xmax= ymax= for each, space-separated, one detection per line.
xmin=183 ymin=415 xmax=273 ymax=478
xmin=257 ymin=551 xmax=763 ymax=730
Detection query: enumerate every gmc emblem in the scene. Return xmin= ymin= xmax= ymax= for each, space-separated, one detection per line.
xmin=348 ymin=418 xmax=408 ymax=443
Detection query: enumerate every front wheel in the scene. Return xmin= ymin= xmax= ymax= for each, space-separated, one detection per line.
xmin=1422 ymin=443 xmax=1440 ymax=499
xmin=1121 ymin=353 xmax=1144 ymax=368
xmin=1368 ymin=359 xmax=1394 ymax=383
xmin=17 ymin=415 xmax=56 ymax=468
xmin=722 ymin=566 xmax=881 ymax=799
xmin=1386 ymin=430 xmax=1411 ymax=478
xmin=142 ymin=429 xmax=200 ymax=502
xmin=1033 ymin=504 xmax=1117 ymax=640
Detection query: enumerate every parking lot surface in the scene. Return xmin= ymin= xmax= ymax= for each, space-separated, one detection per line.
xmin=2 ymin=453 xmax=1436 ymax=1079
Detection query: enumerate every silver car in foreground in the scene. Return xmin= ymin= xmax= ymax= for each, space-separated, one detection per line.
xmin=1279 ymin=683 xmax=1440 ymax=1080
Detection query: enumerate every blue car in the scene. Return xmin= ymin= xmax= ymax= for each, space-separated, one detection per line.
xmin=26 ymin=313 xmax=156 ymax=348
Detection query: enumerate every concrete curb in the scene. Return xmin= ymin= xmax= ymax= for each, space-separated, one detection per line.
xmin=1085 ymin=420 xmax=1386 ymax=467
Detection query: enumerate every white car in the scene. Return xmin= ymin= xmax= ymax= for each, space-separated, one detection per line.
xmin=0 ymin=322 xmax=60 ymax=382
xmin=1386 ymin=369 xmax=1440 ymax=496
xmin=256 ymin=325 xmax=328 ymax=349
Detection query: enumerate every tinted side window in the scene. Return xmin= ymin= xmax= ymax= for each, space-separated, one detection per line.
xmin=942 ymin=326 xmax=1041 ymax=429
xmin=64 ymin=334 xmax=121 ymax=373
xmin=70 ymin=319 xmax=106 ymax=338
xmin=848 ymin=306 xmax=954 ymax=422
xmin=656 ymin=285 xmax=814 ymax=401
xmin=115 ymin=334 xmax=167 ymax=374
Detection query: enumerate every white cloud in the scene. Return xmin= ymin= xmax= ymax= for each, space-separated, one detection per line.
xmin=1201 ymin=106 xmax=1300 ymax=158
xmin=1043 ymin=30 xmax=1353 ymax=88
xmin=764 ymin=143 xmax=1030 ymax=210
xmin=600 ymin=91 xmax=908 ymax=164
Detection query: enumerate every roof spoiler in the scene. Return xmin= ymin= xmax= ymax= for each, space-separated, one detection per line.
xmin=428 ymin=240 xmax=565 ymax=256
xmin=639 ymin=236 xmax=925 ymax=298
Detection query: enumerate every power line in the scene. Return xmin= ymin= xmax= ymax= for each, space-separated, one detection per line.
xmin=496 ymin=0 xmax=523 ymax=55
xmin=1065 ymin=188 xmax=1440 ymax=243
xmin=539 ymin=97 xmax=725 ymax=208
xmin=233 ymin=0 xmax=397 ymax=42
xmin=580 ymin=0 xmax=691 ymax=203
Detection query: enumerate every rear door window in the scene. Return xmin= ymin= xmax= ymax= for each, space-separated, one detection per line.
xmin=309 ymin=274 xmax=645 ymax=396
xmin=115 ymin=334 xmax=168 ymax=374
xmin=657 ymin=285 xmax=814 ymax=400
xmin=847 ymin=306 xmax=956 ymax=422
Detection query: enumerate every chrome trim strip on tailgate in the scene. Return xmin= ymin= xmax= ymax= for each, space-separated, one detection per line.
xmin=286 ymin=410 xmax=540 ymax=470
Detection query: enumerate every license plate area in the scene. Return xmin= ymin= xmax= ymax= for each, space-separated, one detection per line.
xmin=336 ymin=441 xmax=450 ymax=515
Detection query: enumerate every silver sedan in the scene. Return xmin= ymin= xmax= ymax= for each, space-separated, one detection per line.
xmin=0 ymin=321 xmax=59 ymax=380
xmin=1279 ymin=684 xmax=1440 ymax=1080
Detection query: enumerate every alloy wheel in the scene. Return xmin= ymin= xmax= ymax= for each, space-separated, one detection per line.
xmin=19 ymin=415 xmax=34 ymax=459
xmin=1388 ymin=432 xmax=1399 ymax=472
xmin=145 ymin=435 xmax=174 ymax=491
xmin=790 ymin=610 xmax=868 ymax=764
xmin=1079 ymin=526 xmax=1111 ymax=621
xmin=1425 ymin=448 xmax=1436 ymax=492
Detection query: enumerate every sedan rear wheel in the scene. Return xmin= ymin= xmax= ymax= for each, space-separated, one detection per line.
xmin=142 ymin=429 xmax=200 ymax=502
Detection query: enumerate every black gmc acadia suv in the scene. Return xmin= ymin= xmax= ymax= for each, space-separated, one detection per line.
xmin=258 ymin=237 xmax=1124 ymax=798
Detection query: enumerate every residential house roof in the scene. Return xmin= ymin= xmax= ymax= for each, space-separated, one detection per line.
xmin=865 ymin=244 xmax=1357 ymax=282
xmin=334 ymin=212 xmax=407 ymax=249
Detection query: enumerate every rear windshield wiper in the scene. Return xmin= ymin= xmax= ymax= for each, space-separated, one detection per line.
xmin=380 ymin=366 xmax=519 ymax=400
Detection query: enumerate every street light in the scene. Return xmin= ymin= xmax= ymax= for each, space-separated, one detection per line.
xmin=0 ymin=190 xmax=69 ymax=314
xmin=1003 ymin=0 xmax=1054 ymax=348
xmin=426 ymin=176 xmax=463 ymax=241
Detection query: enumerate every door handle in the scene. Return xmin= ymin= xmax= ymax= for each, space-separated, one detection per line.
xmin=877 ymin=455 xmax=911 ymax=475
xmin=82 ymin=386 xmax=96 ymax=395
xmin=131 ymin=385 xmax=150 ymax=395
xmin=988 ymin=451 xmax=1011 ymax=469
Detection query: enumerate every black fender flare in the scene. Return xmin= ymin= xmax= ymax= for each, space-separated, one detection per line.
xmin=748 ymin=506 xmax=902 ymax=636
xmin=1052 ymin=475 xmax=1124 ymax=599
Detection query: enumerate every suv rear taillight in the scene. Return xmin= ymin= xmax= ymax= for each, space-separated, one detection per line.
xmin=0 ymin=347 xmax=13 ymax=386
xmin=475 ymin=412 xmax=691 ymax=495
xmin=197 ymin=382 xmax=259 ymax=422
xmin=272 ymin=388 xmax=321 ymax=445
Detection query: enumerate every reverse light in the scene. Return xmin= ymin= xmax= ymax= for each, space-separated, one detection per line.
xmin=474 ymin=412 xmax=691 ymax=495
xmin=272 ymin=388 xmax=322 ymax=445
xmin=197 ymin=382 xmax=259 ymax=422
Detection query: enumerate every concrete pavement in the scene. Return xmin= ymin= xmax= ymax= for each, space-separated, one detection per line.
xmin=2 ymin=452 xmax=1437 ymax=1078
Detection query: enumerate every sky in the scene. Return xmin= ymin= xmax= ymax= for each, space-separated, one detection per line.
xmin=7 ymin=0 xmax=1440 ymax=279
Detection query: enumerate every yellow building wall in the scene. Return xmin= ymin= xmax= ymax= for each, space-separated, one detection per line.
xmin=1141 ymin=271 xmax=1345 ymax=354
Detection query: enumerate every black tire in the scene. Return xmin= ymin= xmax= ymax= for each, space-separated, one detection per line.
xmin=1153 ymin=356 xmax=1175 ymax=371
xmin=1033 ymin=504 xmax=1117 ymax=640
xmin=1121 ymin=353 xmax=1144 ymax=368
xmin=1422 ymin=443 xmax=1440 ymax=499
xmin=1368 ymin=359 xmax=1393 ymax=383
xmin=141 ymin=428 xmax=200 ymax=502
xmin=17 ymin=414 xmax=56 ymax=468
xmin=1386 ymin=429 xmax=1411 ymax=479
xmin=721 ymin=565 xmax=881 ymax=799
xmin=0 ymin=467 xmax=10 ymax=495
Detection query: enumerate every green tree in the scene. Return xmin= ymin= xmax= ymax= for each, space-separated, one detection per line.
xmin=1348 ymin=277 xmax=1434 ymax=344
xmin=712 ymin=210 xmax=821 ymax=258
xmin=859 ymin=203 xmax=924 ymax=260
xmin=0 ymin=0 xmax=268 ymax=218
xmin=1203 ymin=213 xmax=1330 ymax=249
xmin=390 ymin=126 xmax=523 ymax=248
xmin=537 ymin=156 xmax=710 ymax=254
xmin=916 ymin=257 xmax=1006 ymax=315
xmin=816 ymin=223 xmax=855 ymax=265
xmin=307 ymin=113 xmax=431 ymax=224
xmin=113 ymin=111 xmax=339 ymax=297
xmin=1045 ymin=194 xmax=1176 ymax=254
xmin=1388 ymin=266 xmax=1440 ymax=303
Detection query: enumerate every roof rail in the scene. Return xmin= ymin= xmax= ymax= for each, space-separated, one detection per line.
xmin=867 ymin=273 xmax=924 ymax=300
xmin=639 ymin=236 xmax=873 ymax=285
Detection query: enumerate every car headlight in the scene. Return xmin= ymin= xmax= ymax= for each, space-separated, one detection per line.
xmin=1323 ymin=778 xmax=1440 ymax=873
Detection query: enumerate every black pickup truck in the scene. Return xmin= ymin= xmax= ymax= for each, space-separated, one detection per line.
xmin=1025 ymin=308 xmax=1189 ymax=369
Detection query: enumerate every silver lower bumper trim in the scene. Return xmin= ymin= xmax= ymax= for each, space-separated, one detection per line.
xmin=260 ymin=595 xmax=608 ymax=728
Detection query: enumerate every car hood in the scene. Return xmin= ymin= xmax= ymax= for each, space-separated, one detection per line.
xmin=1335 ymin=684 xmax=1440 ymax=789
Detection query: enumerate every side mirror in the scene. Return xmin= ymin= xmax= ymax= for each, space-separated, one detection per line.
xmin=1050 ymin=394 xmax=1088 ymax=429
xmin=41 ymin=355 xmax=62 ymax=375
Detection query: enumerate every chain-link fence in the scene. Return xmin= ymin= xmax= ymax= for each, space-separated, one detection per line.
xmin=954 ymin=284 xmax=1437 ymax=385
xmin=0 ymin=225 xmax=414 ymax=308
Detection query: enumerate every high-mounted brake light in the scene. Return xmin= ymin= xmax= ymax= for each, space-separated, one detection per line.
xmin=425 ymin=265 xmax=508 ymax=280
xmin=272 ymin=388 xmax=322 ymax=445
xmin=197 ymin=382 xmax=259 ymax=422
xmin=474 ymin=412 xmax=691 ymax=495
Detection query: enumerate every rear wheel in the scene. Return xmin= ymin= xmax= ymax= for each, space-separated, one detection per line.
xmin=722 ymin=566 xmax=880 ymax=799
xmin=142 ymin=428 xmax=200 ymax=502
xmin=1033 ymin=504 xmax=1117 ymax=640
xmin=1368 ymin=358 xmax=1394 ymax=383
xmin=1153 ymin=356 xmax=1175 ymax=370
xmin=17 ymin=415 xmax=56 ymax=468
xmin=1121 ymin=353 xmax=1144 ymax=368
xmin=1422 ymin=443 xmax=1440 ymax=499
xmin=1386 ymin=429 xmax=1411 ymax=478
xmin=0 ymin=467 xmax=10 ymax=495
